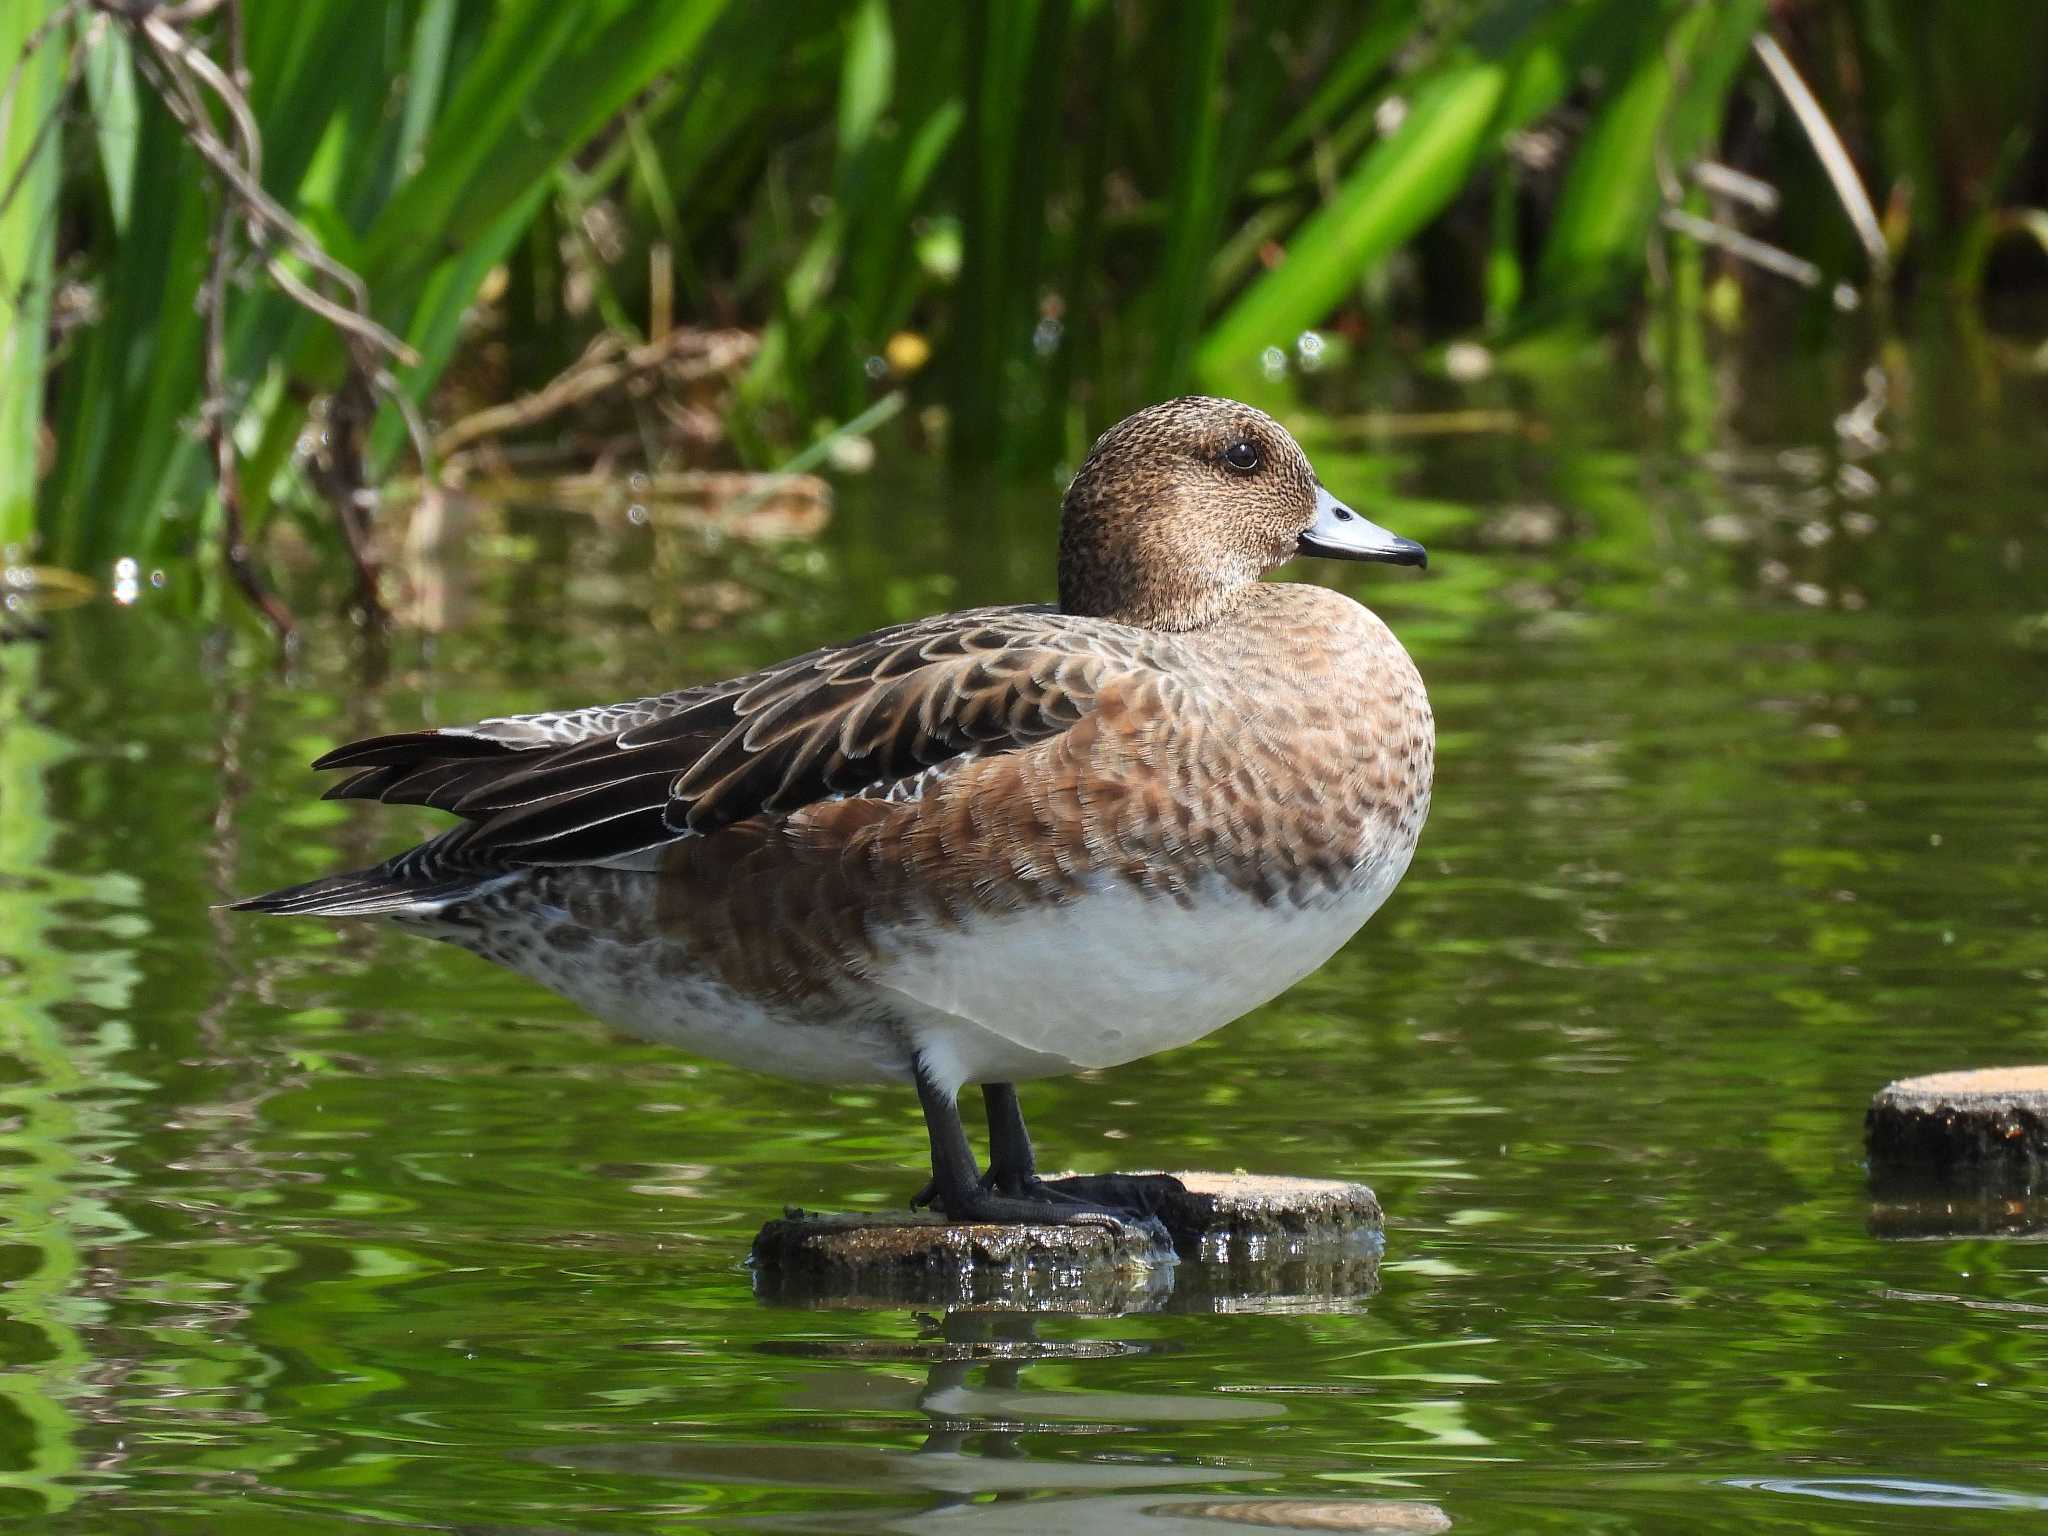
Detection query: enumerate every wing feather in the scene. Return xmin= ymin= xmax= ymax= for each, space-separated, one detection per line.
xmin=309 ymin=604 xmax=1159 ymax=867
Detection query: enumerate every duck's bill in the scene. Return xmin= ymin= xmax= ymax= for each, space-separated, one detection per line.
xmin=1298 ymin=485 xmax=1428 ymax=568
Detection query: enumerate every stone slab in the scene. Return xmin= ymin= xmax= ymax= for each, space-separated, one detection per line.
xmin=751 ymin=1171 xmax=1383 ymax=1312
xmin=1866 ymin=1066 xmax=2048 ymax=1197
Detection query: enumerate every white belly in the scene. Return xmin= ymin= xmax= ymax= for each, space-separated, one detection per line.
xmin=532 ymin=941 xmax=909 ymax=1083
xmin=413 ymin=841 xmax=1413 ymax=1090
xmin=410 ymin=907 xmax=912 ymax=1085
xmin=872 ymin=854 xmax=1413 ymax=1091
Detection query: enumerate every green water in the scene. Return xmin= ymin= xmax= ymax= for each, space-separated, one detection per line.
xmin=4 ymin=331 xmax=2047 ymax=1533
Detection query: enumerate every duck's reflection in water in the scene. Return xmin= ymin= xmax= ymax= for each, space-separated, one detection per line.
xmin=543 ymin=1303 xmax=1448 ymax=1532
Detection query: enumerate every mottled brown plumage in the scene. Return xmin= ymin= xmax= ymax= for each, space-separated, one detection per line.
xmin=620 ymin=581 xmax=1428 ymax=1004
xmin=234 ymin=396 xmax=1434 ymax=1227
xmin=1060 ymin=397 xmax=1328 ymax=629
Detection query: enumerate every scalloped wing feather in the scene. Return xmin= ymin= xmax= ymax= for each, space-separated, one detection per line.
xmin=308 ymin=605 xmax=1159 ymax=868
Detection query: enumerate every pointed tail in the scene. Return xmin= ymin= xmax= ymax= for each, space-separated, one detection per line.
xmin=224 ymin=865 xmax=504 ymax=918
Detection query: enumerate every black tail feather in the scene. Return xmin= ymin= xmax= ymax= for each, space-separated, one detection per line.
xmin=224 ymin=865 xmax=496 ymax=918
xmin=321 ymin=757 xmax=512 ymax=808
xmin=311 ymin=730 xmax=523 ymax=773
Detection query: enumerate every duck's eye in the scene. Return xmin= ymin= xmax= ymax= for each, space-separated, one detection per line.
xmin=1222 ymin=439 xmax=1261 ymax=473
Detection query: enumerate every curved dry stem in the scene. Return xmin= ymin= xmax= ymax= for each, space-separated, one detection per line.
xmin=1752 ymin=32 xmax=1890 ymax=282
xmin=93 ymin=0 xmax=430 ymax=626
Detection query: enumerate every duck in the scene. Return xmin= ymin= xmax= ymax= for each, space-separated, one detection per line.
xmin=232 ymin=396 xmax=1433 ymax=1228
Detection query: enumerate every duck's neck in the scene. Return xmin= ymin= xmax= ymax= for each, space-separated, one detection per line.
xmin=1057 ymin=535 xmax=1260 ymax=632
xmin=1082 ymin=585 xmax=1256 ymax=632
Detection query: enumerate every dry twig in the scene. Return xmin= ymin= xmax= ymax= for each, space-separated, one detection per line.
xmin=1752 ymin=32 xmax=1891 ymax=282
xmin=435 ymin=328 xmax=758 ymax=465
xmin=1659 ymin=208 xmax=1823 ymax=290
xmin=121 ymin=0 xmax=440 ymax=623
xmin=40 ymin=0 xmax=431 ymax=630
xmin=190 ymin=1 xmax=293 ymax=636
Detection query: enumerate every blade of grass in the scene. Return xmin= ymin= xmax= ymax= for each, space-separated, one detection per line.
xmin=1195 ymin=58 xmax=1510 ymax=379
xmin=1262 ymin=0 xmax=1423 ymax=168
xmin=240 ymin=0 xmax=733 ymax=529
xmin=1050 ymin=0 xmax=1117 ymax=449
xmin=1195 ymin=0 xmax=1662 ymax=380
xmin=1533 ymin=0 xmax=1766 ymax=317
xmin=46 ymin=89 xmax=216 ymax=568
xmin=1146 ymin=0 xmax=1230 ymax=397
xmin=395 ymin=0 xmax=458 ymax=179
xmin=365 ymin=178 xmax=554 ymax=476
xmin=0 ymin=0 xmax=64 ymax=550
xmin=364 ymin=0 xmax=731 ymax=291
xmin=839 ymin=0 xmax=893 ymax=158
xmin=44 ymin=0 xmax=383 ymax=566
xmin=952 ymin=0 xmax=1071 ymax=463
xmin=1853 ymin=0 xmax=2047 ymax=286
xmin=80 ymin=21 xmax=139 ymax=236
xmin=1483 ymin=157 xmax=1521 ymax=328
xmin=834 ymin=0 xmax=964 ymax=364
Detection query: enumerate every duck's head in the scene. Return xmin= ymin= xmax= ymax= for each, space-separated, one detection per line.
xmin=1057 ymin=395 xmax=1425 ymax=630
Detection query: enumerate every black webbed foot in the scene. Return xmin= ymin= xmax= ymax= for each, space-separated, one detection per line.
xmin=931 ymin=1185 xmax=1134 ymax=1229
xmin=910 ymin=1068 xmax=1180 ymax=1241
xmin=1031 ymin=1171 xmax=1189 ymax=1222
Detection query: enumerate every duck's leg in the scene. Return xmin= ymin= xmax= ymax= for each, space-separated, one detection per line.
xmin=913 ymin=1059 xmax=1128 ymax=1227
xmin=981 ymin=1083 xmax=1038 ymax=1193
xmin=904 ymin=1081 xmax=1034 ymax=1209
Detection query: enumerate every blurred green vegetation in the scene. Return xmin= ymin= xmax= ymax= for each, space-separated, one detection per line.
xmin=1 ymin=0 xmax=2045 ymax=583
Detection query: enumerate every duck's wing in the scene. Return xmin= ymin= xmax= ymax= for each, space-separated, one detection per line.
xmin=312 ymin=605 xmax=1151 ymax=867
xmin=315 ymin=675 xmax=792 ymax=807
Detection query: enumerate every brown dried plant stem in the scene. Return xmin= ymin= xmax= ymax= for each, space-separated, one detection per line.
xmin=188 ymin=2 xmax=291 ymax=636
xmin=203 ymin=188 xmax=293 ymax=636
xmin=434 ymin=328 xmax=758 ymax=467
xmin=92 ymin=0 xmax=430 ymax=630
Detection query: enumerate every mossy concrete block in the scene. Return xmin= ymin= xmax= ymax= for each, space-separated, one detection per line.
xmin=1866 ymin=1066 xmax=2048 ymax=1193
xmin=751 ymin=1207 xmax=1176 ymax=1312
xmin=751 ymin=1171 xmax=1382 ymax=1312
xmin=1144 ymin=1170 xmax=1383 ymax=1257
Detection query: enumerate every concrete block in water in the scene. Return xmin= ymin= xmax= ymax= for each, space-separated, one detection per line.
xmin=1867 ymin=1067 xmax=2048 ymax=1188
xmin=1867 ymin=1067 xmax=2048 ymax=1238
xmin=751 ymin=1171 xmax=1382 ymax=1311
